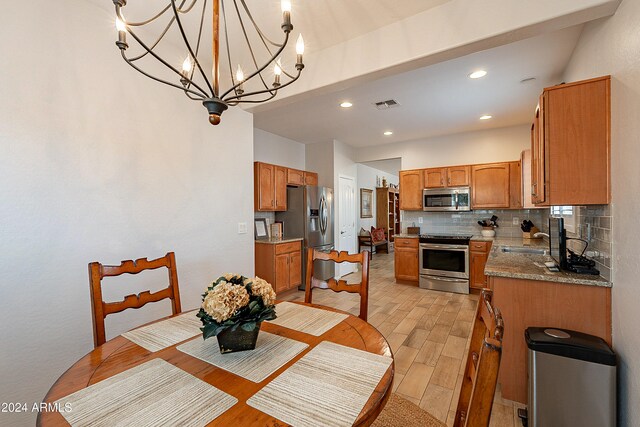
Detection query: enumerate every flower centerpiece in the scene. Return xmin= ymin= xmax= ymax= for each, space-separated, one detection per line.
xmin=197 ymin=274 xmax=277 ymax=354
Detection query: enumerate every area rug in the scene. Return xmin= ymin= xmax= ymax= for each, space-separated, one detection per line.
xmin=371 ymin=393 xmax=446 ymax=427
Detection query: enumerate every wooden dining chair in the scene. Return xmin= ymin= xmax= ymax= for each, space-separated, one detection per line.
xmin=88 ymin=252 xmax=182 ymax=348
xmin=372 ymin=288 xmax=503 ymax=427
xmin=304 ymin=248 xmax=370 ymax=321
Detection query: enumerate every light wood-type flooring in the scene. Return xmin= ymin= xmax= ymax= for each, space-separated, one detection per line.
xmin=281 ymin=252 xmax=523 ymax=427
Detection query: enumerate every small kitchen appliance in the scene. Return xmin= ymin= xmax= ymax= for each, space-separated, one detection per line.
xmin=423 ymin=187 xmax=471 ymax=212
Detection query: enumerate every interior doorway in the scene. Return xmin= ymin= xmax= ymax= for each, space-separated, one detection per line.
xmin=338 ymin=174 xmax=356 ymax=277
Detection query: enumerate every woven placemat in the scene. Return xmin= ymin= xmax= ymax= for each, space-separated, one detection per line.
xmin=55 ymin=359 xmax=237 ymax=427
xmin=268 ymin=302 xmax=348 ymax=336
xmin=177 ymin=331 xmax=309 ymax=383
xmin=122 ymin=312 xmax=201 ymax=352
xmin=247 ymin=341 xmax=393 ymax=427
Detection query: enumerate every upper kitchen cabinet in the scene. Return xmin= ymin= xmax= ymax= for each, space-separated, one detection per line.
xmin=304 ymin=171 xmax=318 ymax=186
xmin=287 ymin=168 xmax=305 ymax=186
xmin=424 ymin=168 xmax=446 ymax=188
xmin=254 ymin=162 xmax=287 ymax=211
xmin=399 ymin=169 xmax=424 ymax=210
xmin=447 ymin=166 xmax=470 ymax=187
xmin=532 ymin=76 xmax=611 ymax=205
xmin=509 ymin=161 xmax=522 ymax=209
xmin=424 ymin=166 xmax=470 ymax=188
xmin=471 ymin=162 xmax=510 ymax=208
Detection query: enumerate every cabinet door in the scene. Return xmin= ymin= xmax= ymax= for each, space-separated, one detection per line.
xmin=471 ymin=163 xmax=510 ymax=208
xmin=446 ymin=166 xmax=470 ymax=187
xmin=470 ymin=251 xmax=489 ymax=289
xmin=399 ymin=170 xmax=423 ymax=210
xmin=533 ymin=96 xmax=547 ymax=204
xmin=395 ymin=248 xmax=419 ymax=281
xmin=287 ymin=169 xmax=305 ymax=186
xmin=288 ymin=251 xmax=302 ymax=288
xmin=255 ymin=162 xmax=275 ymax=211
xmin=274 ymin=253 xmax=290 ymax=293
xmin=424 ymin=168 xmax=446 ymax=188
xmin=274 ymin=166 xmax=287 ymax=211
xmin=509 ymin=161 xmax=522 ymax=209
xmin=304 ymin=171 xmax=318 ymax=186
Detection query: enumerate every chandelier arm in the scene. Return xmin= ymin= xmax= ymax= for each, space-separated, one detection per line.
xmin=230 ymin=0 xmax=273 ymax=93
xmin=239 ymin=0 xmax=283 ymax=47
xmin=219 ymin=32 xmax=290 ymax=100
xmin=176 ymin=0 xmax=200 ymax=14
xmin=126 ymin=16 xmax=176 ymax=62
xmin=121 ymin=50 xmax=207 ymax=99
xmin=223 ymin=68 xmax=300 ymax=103
xmin=183 ymin=0 xmax=209 ymax=91
xmin=220 ymin=1 xmax=238 ymax=92
xmin=122 ymin=5 xmax=172 ymax=27
xmin=231 ymin=93 xmax=279 ymax=104
xmin=120 ymin=21 xmax=213 ymax=97
xmin=170 ymin=0 xmax=215 ymax=96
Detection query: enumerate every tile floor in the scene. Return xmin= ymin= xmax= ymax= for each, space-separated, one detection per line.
xmin=281 ymin=252 xmax=524 ymax=427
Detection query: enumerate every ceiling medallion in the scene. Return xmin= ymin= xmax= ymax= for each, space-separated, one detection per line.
xmin=113 ymin=0 xmax=305 ymax=125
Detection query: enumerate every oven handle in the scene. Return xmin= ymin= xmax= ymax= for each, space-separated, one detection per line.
xmin=420 ymin=275 xmax=469 ymax=282
xmin=419 ymin=243 xmax=469 ymax=250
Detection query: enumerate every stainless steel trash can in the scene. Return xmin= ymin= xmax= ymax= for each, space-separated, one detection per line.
xmin=526 ymin=327 xmax=616 ymax=427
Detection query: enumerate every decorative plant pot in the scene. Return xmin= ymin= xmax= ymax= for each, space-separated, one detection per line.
xmin=481 ymin=227 xmax=496 ymax=237
xmin=216 ymin=323 xmax=261 ymax=354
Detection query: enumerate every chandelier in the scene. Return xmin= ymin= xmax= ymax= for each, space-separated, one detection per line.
xmin=113 ymin=0 xmax=305 ymax=125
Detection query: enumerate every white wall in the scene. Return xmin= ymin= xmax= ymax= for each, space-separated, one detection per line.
xmin=305 ymin=141 xmax=334 ymax=188
xmin=562 ymin=1 xmax=640 ymax=424
xmin=254 ymin=128 xmax=306 ymax=169
xmin=356 ymin=164 xmax=399 ymax=232
xmin=355 ymin=125 xmax=530 ymax=169
xmin=0 ymin=2 xmax=254 ymax=426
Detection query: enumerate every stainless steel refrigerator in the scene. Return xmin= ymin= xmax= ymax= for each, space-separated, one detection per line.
xmin=275 ymin=186 xmax=334 ymax=289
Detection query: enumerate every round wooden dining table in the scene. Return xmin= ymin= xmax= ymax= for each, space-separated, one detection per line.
xmin=39 ymin=302 xmax=394 ymax=426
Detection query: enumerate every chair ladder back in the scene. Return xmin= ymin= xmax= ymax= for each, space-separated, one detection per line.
xmin=454 ymin=288 xmax=503 ymax=427
xmin=88 ymin=252 xmax=182 ymax=348
xmin=304 ymin=248 xmax=370 ymax=321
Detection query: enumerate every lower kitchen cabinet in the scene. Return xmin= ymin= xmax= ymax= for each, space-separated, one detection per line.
xmin=394 ymin=237 xmax=419 ymax=283
xmin=255 ymin=240 xmax=302 ymax=293
xmin=469 ymin=240 xmax=493 ymax=290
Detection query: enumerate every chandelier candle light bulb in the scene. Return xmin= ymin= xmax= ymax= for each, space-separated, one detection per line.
xmin=296 ymin=34 xmax=305 ymax=66
xmin=115 ymin=18 xmax=127 ymax=49
xmin=274 ymin=60 xmax=282 ymax=87
xmin=111 ymin=0 xmax=305 ymax=125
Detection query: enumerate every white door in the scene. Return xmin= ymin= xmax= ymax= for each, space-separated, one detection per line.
xmin=338 ymin=175 xmax=357 ymax=277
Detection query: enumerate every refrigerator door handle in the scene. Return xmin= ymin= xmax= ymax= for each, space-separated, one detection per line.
xmin=319 ymin=196 xmax=328 ymax=235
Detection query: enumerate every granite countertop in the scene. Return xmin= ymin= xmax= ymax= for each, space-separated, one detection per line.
xmin=255 ymin=237 xmax=303 ymax=245
xmin=395 ymin=233 xmax=420 ymax=239
xmin=471 ymin=236 xmax=547 ymax=248
xmin=484 ymin=240 xmax=611 ymax=288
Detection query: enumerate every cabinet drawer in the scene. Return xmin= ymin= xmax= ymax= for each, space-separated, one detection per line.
xmin=470 ymin=240 xmax=491 ymax=253
xmin=394 ymin=238 xmax=418 ymax=249
xmin=275 ymin=241 xmax=301 ymax=255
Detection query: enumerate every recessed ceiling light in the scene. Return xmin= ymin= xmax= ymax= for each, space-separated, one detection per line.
xmin=479 ymin=115 xmax=492 ymax=120
xmin=340 ymin=101 xmax=353 ymax=108
xmin=469 ymin=70 xmax=487 ymax=79
xmin=383 ymin=131 xmax=393 ymax=136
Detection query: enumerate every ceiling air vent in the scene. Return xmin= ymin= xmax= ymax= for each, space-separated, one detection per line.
xmin=374 ymin=99 xmax=400 ymax=110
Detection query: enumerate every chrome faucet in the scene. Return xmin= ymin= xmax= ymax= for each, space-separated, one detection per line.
xmin=534 ymin=232 xmax=549 ymax=238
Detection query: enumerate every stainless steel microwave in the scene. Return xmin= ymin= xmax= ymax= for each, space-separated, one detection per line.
xmin=423 ymin=187 xmax=471 ymax=211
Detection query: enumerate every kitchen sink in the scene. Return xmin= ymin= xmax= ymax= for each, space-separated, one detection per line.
xmin=500 ymin=246 xmax=548 ymax=255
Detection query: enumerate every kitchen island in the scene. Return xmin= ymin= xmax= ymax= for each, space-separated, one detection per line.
xmin=484 ymin=241 xmax=612 ymax=404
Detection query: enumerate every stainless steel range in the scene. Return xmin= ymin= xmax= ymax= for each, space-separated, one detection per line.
xmin=419 ymin=234 xmax=472 ymax=294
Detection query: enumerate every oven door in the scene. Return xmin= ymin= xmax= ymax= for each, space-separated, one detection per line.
xmin=419 ymin=243 xmax=469 ymax=279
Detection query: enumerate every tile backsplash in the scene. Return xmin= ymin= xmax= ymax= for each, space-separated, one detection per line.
xmin=401 ymin=209 xmax=545 ymax=239
xmin=540 ymin=205 xmax=612 ymax=281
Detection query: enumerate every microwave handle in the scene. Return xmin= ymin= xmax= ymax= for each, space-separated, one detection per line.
xmin=454 ymin=193 xmax=459 ymax=210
